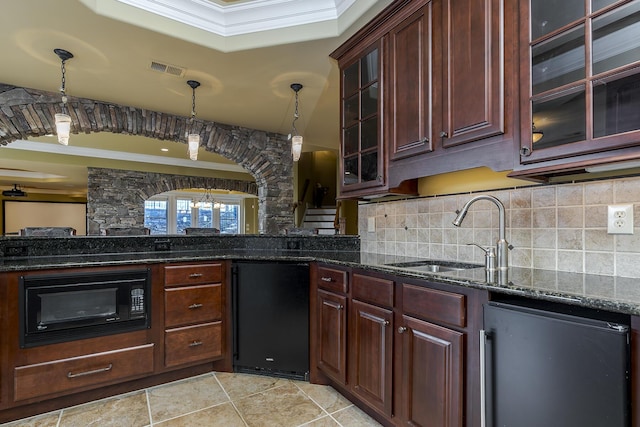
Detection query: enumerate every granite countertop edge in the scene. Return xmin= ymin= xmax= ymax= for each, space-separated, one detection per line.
xmin=2 ymin=249 xmax=639 ymax=316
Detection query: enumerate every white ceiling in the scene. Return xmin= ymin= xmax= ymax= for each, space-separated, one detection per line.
xmin=0 ymin=0 xmax=393 ymax=196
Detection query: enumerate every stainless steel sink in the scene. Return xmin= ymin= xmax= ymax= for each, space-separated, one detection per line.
xmin=385 ymin=260 xmax=483 ymax=273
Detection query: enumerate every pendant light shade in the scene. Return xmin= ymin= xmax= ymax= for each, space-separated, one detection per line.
xmin=187 ymin=80 xmax=201 ymax=161
xmin=55 ymin=113 xmax=72 ymax=145
xmin=289 ymin=83 xmax=303 ymax=162
xmin=54 ymin=48 xmax=73 ymax=145
xmin=291 ymin=135 xmax=303 ymax=161
xmin=188 ymin=133 xmax=200 ymax=161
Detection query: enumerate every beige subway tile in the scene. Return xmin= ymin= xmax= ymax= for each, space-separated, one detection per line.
xmin=511 ymin=209 xmax=532 ymax=228
xmin=532 ymin=187 xmax=556 ymax=208
xmin=614 ymin=177 xmax=640 ymax=203
xmin=584 ymin=181 xmax=614 ymax=205
xmin=510 ymin=188 xmax=532 ymax=209
xmin=584 ymin=229 xmax=614 ymax=251
xmin=558 ymin=206 xmax=583 ymax=228
xmin=584 ymin=205 xmax=608 ymax=228
xmin=533 ymin=249 xmax=556 ymax=270
xmin=557 ymin=229 xmax=583 ymax=250
xmin=532 ymin=208 xmax=556 ymax=228
xmin=532 ymin=229 xmax=556 ymax=249
xmin=557 ymin=251 xmax=583 ymax=273
xmin=616 ymin=253 xmax=640 ymax=278
xmin=585 ymin=252 xmax=615 ymax=276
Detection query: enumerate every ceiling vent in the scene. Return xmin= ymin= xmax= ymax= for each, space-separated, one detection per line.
xmin=149 ymin=61 xmax=186 ymax=77
xmin=2 ymin=184 xmax=26 ymax=197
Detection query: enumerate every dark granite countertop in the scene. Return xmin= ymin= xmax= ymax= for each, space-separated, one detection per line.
xmin=1 ymin=243 xmax=638 ymax=316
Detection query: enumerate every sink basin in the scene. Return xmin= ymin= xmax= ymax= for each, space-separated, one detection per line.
xmin=385 ymin=260 xmax=483 ymax=273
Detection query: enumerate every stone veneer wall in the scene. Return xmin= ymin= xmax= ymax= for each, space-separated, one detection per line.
xmin=0 ymin=84 xmax=293 ymax=234
xmin=359 ymin=175 xmax=640 ymax=279
xmin=87 ymin=168 xmax=258 ymax=235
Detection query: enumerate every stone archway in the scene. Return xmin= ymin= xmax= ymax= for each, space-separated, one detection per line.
xmin=0 ymin=83 xmax=293 ymax=234
xmin=87 ymin=168 xmax=258 ymax=235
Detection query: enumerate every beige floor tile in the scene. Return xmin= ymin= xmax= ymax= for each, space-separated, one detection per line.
xmin=153 ymin=402 xmax=246 ymax=427
xmin=148 ymin=374 xmax=229 ymax=423
xmin=299 ymin=415 xmax=341 ymax=427
xmin=331 ymin=405 xmax=383 ymax=427
xmin=58 ymin=391 xmax=149 ymax=427
xmin=233 ymin=382 xmax=325 ymax=427
xmin=2 ymin=411 xmax=60 ymax=427
xmin=215 ymin=372 xmax=289 ymax=400
xmin=294 ymin=382 xmax=351 ymax=414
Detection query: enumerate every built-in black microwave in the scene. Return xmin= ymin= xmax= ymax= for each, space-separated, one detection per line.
xmin=19 ymin=268 xmax=151 ymax=347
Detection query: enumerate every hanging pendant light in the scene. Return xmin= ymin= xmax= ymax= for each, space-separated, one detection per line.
xmin=54 ymin=48 xmax=74 ymax=145
xmin=289 ymin=83 xmax=303 ymax=162
xmin=187 ymin=80 xmax=201 ymax=161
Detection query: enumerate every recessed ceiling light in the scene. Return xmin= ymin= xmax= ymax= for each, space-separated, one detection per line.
xmin=161 ymin=148 xmax=169 ymax=152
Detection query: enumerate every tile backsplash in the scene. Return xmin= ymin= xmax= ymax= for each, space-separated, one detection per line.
xmin=358 ymin=176 xmax=640 ymax=278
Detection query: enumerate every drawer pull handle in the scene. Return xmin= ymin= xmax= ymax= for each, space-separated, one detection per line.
xmin=67 ymin=363 xmax=113 ymax=378
xmin=189 ymin=273 xmax=204 ymax=278
xmin=398 ymin=326 xmax=408 ymax=334
xmin=321 ymin=277 xmax=334 ymax=282
xmin=188 ymin=303 xmax=203 ymax=309
xmin=189 ymin=340 xmax=203 ymax=347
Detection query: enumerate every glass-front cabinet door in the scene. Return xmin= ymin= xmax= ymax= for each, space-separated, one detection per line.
xmin=340 ymin=42 xmax=385 ymax=193
xmin=520 ymin=0 xmax=640 ymax=163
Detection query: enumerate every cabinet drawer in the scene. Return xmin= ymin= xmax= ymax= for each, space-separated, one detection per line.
xmin=165 ymin=263 xmax=223 ymax=286
xmin=165 ymin=322 xmax=222 ymax=367
xmin=165 ymin=284 xmax=222 ymax=328
xmin=317 ymin=266 xmax=348 ymax=294
xmin=352 ymin=274 xmax=394 ymax=308
xmin=14 ymin=344 xmax=154 ymax=402
xmin=402 ymin=284 xmax=466 ymax=327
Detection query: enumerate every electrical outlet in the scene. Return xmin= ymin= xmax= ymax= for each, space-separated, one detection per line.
xmin=608 ymin=204 xmax=634 ymax=234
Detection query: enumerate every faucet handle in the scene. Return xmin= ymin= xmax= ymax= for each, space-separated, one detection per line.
xmin=467 ymin=243 xmax=497 ymax=271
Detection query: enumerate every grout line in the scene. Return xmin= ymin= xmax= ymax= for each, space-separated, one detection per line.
xmin=145 ymin=388 xmax=154 ymax=426
xmin=212 ymin=372 xmax=249 ymax=427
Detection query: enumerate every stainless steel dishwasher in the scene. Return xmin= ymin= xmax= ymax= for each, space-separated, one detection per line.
xmin=231 ymin=261 xmax=310 ymax=380
xmin=482 ymin=298 xmax=630 ymax=427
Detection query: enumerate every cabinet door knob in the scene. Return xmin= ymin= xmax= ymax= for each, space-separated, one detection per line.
xmin=383 ymin=320 xmax=390 ymax=326
xmin=520 ymin=146 xmax=532 ymax=157
xmin=440 ymin=131 xmax=448 ymax=138
xmin=397 ymin=326 xmax=407 ymax=333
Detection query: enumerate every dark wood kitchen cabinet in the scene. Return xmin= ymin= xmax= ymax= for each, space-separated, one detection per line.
xmin=349 ymin=274 xmax=394 ymax=417
xmin=311 ymin=264 xmax=487 ymax=427
xmin=397 ymin=284 xmax=465 ymax=427
xmin=510 ymin=0 xmax=640 ymax=181
xmin=332 ymin=0 xmax=518 ymax=197
xmin=163 ymin=262 xmax=226 ymax=368
xmin=314 ymin=265 xmax=349 ymax=386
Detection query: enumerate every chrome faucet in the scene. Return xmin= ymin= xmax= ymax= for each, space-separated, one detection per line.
xmin=452 ymin=195 xmax=510 ymax=271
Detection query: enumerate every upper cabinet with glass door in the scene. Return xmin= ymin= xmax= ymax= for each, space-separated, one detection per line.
xmin=340 ymin=44 xmax=384 ymax=194
xmin=516 ymin=0 xmax=640 ymax=170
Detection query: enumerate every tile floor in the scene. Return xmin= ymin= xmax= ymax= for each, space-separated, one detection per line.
xmin=3 ymin=372 xmax=383 ymax=427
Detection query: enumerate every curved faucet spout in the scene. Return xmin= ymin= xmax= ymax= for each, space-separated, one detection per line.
xmin=452 ymin=195 xmax=509 ymax=270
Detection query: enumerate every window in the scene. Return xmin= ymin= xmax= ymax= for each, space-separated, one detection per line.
xmin=144 ymin=200 xmax=167 ymax=234
xmin=144 ymin=191 xmax=250 ymax=235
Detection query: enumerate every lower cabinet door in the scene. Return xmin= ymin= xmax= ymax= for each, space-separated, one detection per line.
xmin=349 ymin=299 xmax=393 ymax=417
xmin=164 ymin=321 xmax=222 ymax=367
xmin=399 ymin=315 xmax=463 ymax=427
xmin=316 ymin=290 xmax=348 ymax=385
xmin=14 ymin=344 xmax=154 ymax=402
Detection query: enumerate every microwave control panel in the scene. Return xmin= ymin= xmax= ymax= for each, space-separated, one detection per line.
xmin=130 ymin=286 xmax=145 ymax=316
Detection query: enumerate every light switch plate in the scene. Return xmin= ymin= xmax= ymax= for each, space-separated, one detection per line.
xmin=367 ymin=217 xmax=376 ymax=233
xmin=608 ymin=204 xmax=634 ymax=234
